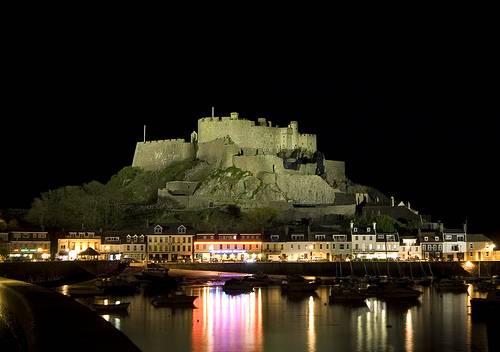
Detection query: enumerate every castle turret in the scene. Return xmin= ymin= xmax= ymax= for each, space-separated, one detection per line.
xmin=230 ymin=112 xmax=239 ymax=120
xmin=289 ymin=121 xmax=298 ymax=131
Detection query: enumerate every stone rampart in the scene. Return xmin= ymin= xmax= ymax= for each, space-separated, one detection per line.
xmin=132 ymin=140 xmax=195 ymax=171
xmin=324 ymin=160 xmax=346 ymax=187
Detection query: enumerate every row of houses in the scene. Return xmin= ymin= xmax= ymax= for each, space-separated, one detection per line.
xmin=0 ymin=222 xmax=498 ymax=262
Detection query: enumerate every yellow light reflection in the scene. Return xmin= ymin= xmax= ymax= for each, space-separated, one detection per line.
xmin=308 ymin=296 xmax=315 ymax=352
xmin=405 ymin=310 xmax=413 ymax=352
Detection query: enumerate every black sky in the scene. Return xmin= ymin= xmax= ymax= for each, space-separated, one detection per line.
xmin=1 ymin=27 xmax=499 ymax=240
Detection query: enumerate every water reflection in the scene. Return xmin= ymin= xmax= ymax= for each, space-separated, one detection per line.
xmin=56 ymin=279 xmax=497 ymax=352
xmin=192 ymin=286 xmax=262 ymax=352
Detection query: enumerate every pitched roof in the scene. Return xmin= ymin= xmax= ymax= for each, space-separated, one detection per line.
xmin=466 ymin=234 xmax=492 ymax=242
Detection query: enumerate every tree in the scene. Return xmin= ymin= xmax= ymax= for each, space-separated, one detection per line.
xmin=375 ymin=215 xmax=400 ymax=233
xmin=0 ymin=218 xmax=7 ymax=231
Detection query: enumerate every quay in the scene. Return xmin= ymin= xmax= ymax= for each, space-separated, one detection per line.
xmin=164 ymin=261 xmax=500 ymax=277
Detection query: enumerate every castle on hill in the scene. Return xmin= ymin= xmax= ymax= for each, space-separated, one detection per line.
xmin=131 ymin=112 xmax=377 ymax=220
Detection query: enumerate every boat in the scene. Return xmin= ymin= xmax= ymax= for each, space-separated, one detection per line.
xmin=471 ymin=290 xmax=500 ymax=316
xmin=414 ymin=277 xmax=433 ymax=286
xmin=473 ymin=281 xmax=497 ymax=292
xmin=151 ymin=291 xmax=198 ymax=307
xmin=375 ymin=285 xmax=422 ymax=300
xmin=436 ymin=279 xmax=468 ymax=293
xmin=91 ymin=301 xmax=130 ymax=313
xmin=242 ymin=272 xmax=277 ymax=287
xmin=68 ymin=287 xmax=104 ymax=297
xmin=329 ymin=283 xmax=366 ymax=304
xmin=135 ymin=266 xmax=181 ymax=288
xmin=95 ymin=277 xmax=138 ymax=295
xmin=223 ymin=278 xmax=254 ymax=294
xmin=135 ymin=266 xmax=170 ymax=281
xmin=281 ymin=275 xmax=319 ymax=293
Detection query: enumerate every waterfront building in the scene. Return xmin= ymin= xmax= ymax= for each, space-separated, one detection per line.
xmin=0 ymin=232 xmax=9 ymax=260
xmin=350 ymin=223 xmax=377 ymax=259
xmin=419 ymin=232 xmax=443 ymax=260
xmin=194 ymin=233 xmax=262 ymax=262
xmin=465 ymin=234 xmax=496 ymax=261
xmin=441 ymin=228 xmax=466 ymax=261
xmin=262 ymin=229 xmax=286 ymax=261
xmin=330 ymin=234 xmax=352 ymax=260
xmin=373 ymin=232 xmax=400 ymax=259
xmin=100 ymin=235 xmax=122 ymax=260
xmin=57 ymin=232 xmax=101 ymax=260
xmin=121 ymin=234 xmax=146 ymax=261
xmin=398 ymin=235 xmax=422 ymax=260
xmin=147 ymin=224 xmax=194 ymax=262
xmin=10 ymin=231 xmax=51 ymax=260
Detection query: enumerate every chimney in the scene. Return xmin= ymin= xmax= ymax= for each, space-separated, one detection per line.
xmin=372 ymin=222 xmax=377 ymax=233
xmin=390 ymin=196 xmax=395 ymax=207
xmin=407 ymin=201 xmax=411 ymax=210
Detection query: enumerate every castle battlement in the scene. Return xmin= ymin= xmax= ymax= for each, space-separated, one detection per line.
xmin=141 ymin=138 xmax=187 ymax=144
xmin=197 ymin=112 xmax=317 ymax=154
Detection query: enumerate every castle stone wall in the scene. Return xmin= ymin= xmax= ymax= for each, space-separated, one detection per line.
xmin=290 ymin=204 xmax=356 ymax=219
xmin=198 ymin=115 xmax=316 ymax=154
xmin=132 ymin=140 xmax=195 ymax=171
xmin=233 ymin=155 xmax=286 ymax=176
xmin=298 ymin=163 xmax=317 ymax=175
xmin=324 ymin=160 xmax=346 ymax=187
xmin=276 ymin=174 xmax=336 ymax=205
xmin=196 ymin=140 xmax=240 ymax=168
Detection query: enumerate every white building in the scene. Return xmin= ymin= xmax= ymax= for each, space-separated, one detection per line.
xmin=121 ymin=234 xmax=146 ymax=261
xmin=398 ymin=236 xmax=422 ymax=260
xmin=442 ymin=229 xmax=466 ymax=261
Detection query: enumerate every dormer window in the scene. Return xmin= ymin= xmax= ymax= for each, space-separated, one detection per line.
xmin=367 ymin=227 xmax=371 ymax=232
xmin=178 ymin=225 xmax=186 ymax=234
xmin=353 ymin=228 xmax=358 ymax=233
xmin=424 ymin=237 xmax=428 ymax=241
xmin=270 ymin=235 xmax=279 ymax=241
xmin=154 ymin=225 xmax=163 ymax=234
xmin=435 ymin=237 xmax=439 ymax=241
xmin=315 ymin=235 xmax=326 ymax=240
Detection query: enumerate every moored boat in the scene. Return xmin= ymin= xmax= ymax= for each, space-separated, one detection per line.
xmin=151 ymin=292 xmax=198 ymax=307
xmin=91 ymin=301 xmax=130 ymax=313
xmin=223 ymin=278 xmax=254 ymax=294
xmin=375 ymin=285 xmax=422 ymax=300
xmin=329 ymin=283 xmax=366 ymax=304
xmin=436 ymin=279 xmax=468 ymax=293
xmin=471 ymin=290 xmax=500 ymax=316
xmin=281 ymin=275 xmax=319 ymax=293
xmin=96 ymin=277 xmax=138 ymax=295
xmin=414 ymin=277 xmax=433 ymax=286
xmin=473 ymin=281 xmax=497 ymax=292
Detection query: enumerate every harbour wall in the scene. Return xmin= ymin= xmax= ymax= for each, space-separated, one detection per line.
xmin=0 ymin=260 xmax=125 ymax=287
xmin=0 ymin=277 xmax=139 ymax=351
xmin=165 ymin=261 xmax=500 ymax=278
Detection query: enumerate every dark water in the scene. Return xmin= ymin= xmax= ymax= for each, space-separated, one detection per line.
xmin=65 ymin=272 xmax=498 ymax=352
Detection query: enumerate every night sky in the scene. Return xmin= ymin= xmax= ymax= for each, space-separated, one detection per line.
xmin=2 ymin=45 xmax=499 ymax=240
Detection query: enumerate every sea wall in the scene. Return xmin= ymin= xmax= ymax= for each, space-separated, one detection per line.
xmin=0 ymin=278 xmax=139 ymax=351
xmin=165 ymin=261 xmax=500 ymax=277
xmin=0 ymin=261 xmax=124 ymax=287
